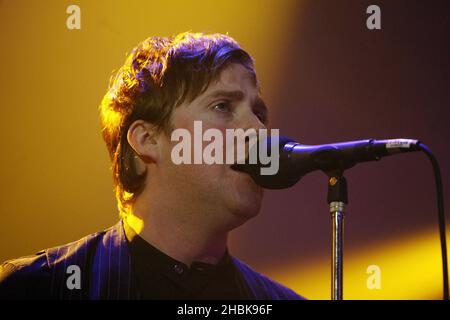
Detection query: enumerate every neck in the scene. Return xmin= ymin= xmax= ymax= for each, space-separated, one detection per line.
xmin=126 ymin=191 xmax=229 ymax=267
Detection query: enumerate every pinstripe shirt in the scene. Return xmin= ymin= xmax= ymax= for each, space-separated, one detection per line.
xmin=0 ymin=220 xmax=304 ymax=300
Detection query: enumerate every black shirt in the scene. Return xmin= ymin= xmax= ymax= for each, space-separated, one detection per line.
xmin=0 ymin=220 xmax=303 ymax=299
xmin=123 ymin=220 xmax=253 ymax=299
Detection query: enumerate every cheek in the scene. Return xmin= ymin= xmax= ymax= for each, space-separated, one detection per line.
xmin=167 ymin=161 xmax=227 ymax=184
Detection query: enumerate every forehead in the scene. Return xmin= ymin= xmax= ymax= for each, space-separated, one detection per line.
xmin=206 ymin=63 xmax=259 ymax=94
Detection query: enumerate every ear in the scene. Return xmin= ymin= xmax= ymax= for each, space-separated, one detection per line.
xmin=127 ymin=120 xmax=160 ymax=164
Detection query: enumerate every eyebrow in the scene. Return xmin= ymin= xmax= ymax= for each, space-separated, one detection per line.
xmin=203 ymin=89 xmax=245 ymax=101
xmin=202 ymin=89 xmax=269 ymax=117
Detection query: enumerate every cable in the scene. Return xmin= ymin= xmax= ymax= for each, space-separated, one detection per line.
xmin=418 ymin=142 xmax=448 ymax=300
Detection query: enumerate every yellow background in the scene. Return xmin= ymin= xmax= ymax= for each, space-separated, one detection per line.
xmin=0 ymin=0 xmax=448 ymax=299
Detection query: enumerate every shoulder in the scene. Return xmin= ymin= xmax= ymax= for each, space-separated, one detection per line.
xmin=0 ymin=250 xmax=52 ymax=299
xmin=231 ymin=257 xmax=306 ymax=300
xmin=0 ymin=225 xmax=113 ymax=299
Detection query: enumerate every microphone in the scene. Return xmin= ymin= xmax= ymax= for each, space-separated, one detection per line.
xmin=231 ymin=137 xmax=421 ymax=189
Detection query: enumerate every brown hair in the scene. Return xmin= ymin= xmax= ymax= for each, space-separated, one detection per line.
xmin=99 ymin=32 xmax=256 ymax=215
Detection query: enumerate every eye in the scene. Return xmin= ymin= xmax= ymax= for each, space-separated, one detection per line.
xmin=211 ymin=101 xmax=232 ymax=113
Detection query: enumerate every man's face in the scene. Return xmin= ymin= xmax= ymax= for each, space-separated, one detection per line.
xmin=157 ymin=63 xmax=268 ymax=228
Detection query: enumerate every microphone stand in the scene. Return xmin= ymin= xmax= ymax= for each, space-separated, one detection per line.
xmin=326 ymin=172 xmax=348 ymax=300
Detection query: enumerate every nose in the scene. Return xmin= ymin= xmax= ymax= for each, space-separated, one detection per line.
xmin=237 ymin=108 xmax=267 ymax=162
xmin=241 ymin=108 xmax=267 ymax=132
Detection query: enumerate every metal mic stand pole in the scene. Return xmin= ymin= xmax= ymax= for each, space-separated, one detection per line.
xmin=326 ymin=173 xmax=348 ymax=300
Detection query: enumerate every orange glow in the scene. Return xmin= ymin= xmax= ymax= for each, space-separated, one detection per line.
xmin=263 ymin=226 xmax=450 ymax=299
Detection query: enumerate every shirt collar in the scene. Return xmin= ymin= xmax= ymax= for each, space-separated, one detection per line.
xmin=123 ymin=218 xmax=232 ymax=279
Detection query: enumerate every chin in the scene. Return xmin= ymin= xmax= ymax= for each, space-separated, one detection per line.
xmin=229 ymin=188 xmax=263 ymax=222
xmin=226 ymin=168 xmax=264 ymax=219
xmin=234 ymin=203 xmax=261 ymax=220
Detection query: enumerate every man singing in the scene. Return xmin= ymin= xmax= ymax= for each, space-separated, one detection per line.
xmin=0 ymin=32 xmax=304 ymax=300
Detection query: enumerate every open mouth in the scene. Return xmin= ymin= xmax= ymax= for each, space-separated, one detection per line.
xmin=230 ymin=163 xmax=246 ymax=174
xmin=230 ymin=163 xmax=258 ymax=181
